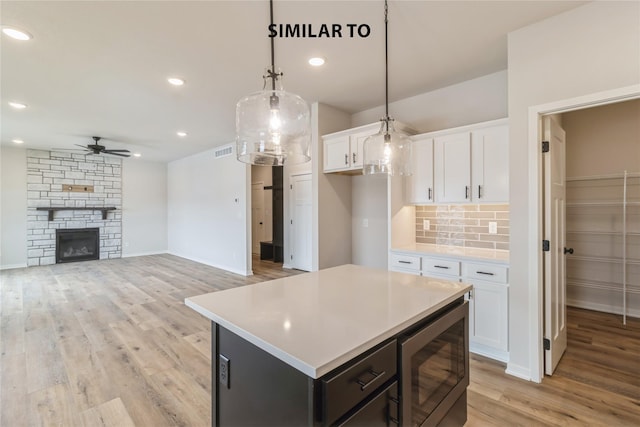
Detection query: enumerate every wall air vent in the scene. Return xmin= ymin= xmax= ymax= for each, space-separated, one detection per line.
xmin=214 ymin=144 xmax=234 ymax=159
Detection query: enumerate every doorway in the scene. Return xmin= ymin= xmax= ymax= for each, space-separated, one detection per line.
xmin=538 ymin=94 xmax=640 ymax=379
xmin=251 ymin=182 xmax=266 ymax=255
xmin=251 ymin=166 xmax=283 ymax=263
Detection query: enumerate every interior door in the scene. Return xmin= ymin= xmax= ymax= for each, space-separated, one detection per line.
xmin=543 ymin=115 xmax=567 ymax=375
xmin=290 ymin=174 xmax=312 ymax=271
xmin=251 ymin=182 xmax=265 ymax=255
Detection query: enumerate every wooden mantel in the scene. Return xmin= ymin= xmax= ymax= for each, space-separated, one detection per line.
xmin=36 ymin=207 xmax=117 ymax=221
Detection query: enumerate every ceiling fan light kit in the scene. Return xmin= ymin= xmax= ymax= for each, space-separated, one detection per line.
xmin=363 ymin=0 xmax=412 ymax=177
xmin=235 ymin=0 xmax=311 ymax=167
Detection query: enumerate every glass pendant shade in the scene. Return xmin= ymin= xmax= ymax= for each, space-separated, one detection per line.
xmin=363 ymin=119 xmax=412 ymax=176
xmin=236 ymin=71 xmax=311 ymax=166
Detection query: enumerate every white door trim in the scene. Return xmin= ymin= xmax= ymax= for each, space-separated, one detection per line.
xmin=526 ymin=84 xmax=640 ymax=383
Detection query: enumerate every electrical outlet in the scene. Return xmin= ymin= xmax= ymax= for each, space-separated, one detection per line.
xmin=488 ymin=222 xmax=498 ymax=234
xmin=423 ymin=219 xmax=430 ymax=231
xmin=219 ymin=355 xmax=230 ymax=388
xmin=363 ymin=218 xmax=369 ymax=228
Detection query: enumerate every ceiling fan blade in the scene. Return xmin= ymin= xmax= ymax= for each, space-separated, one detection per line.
xmin=75 ymin=144 xmax=91 ymax=149
xmin=104 ymin=152 xmax=131 ymax=157
xmin=103 ymin=149 xmax=130 ymax=153
xmin=51 ymin=148 xmax=87 ymax=151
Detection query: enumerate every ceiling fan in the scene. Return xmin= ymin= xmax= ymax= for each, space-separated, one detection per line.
xmin=77 ymin=136 xmax=131 ymax=157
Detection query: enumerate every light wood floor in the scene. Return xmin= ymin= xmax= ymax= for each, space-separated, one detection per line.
xmin=1 ymin=255 xmax=638 ymax=426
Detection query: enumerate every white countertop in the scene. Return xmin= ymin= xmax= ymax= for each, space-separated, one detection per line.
xmin=185 ymin=264 xmax=470 ymax=379
xmin=392 ymin=243 xmax=509 ymax=264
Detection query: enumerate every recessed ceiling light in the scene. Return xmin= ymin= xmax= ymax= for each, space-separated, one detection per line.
xmin=12 ymin=139 xmax=24 ymax=144
xmin=133 ymin=153 xmax=142 ymax=157
xmin=2 ymin=27 xmax=32 ymax=41
xmin=8 ymin=101 xmax=27 ymax=109
xmin=308 ymin=57 xmax=325 ymax=67
xmin=176 ymin=131 xmax=188 ymax=137
xmin=167 ymin=77 xmax=185 ymax=86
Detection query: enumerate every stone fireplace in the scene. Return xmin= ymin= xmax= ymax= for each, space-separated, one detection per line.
xmin=27 ymin=149 xmax=122 ymax=266
xmin=56 ymin=228 xmax=100 ymax=263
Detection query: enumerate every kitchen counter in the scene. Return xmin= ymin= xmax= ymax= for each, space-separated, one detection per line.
xmin=186 ymin=264 xmax=471 ymax=379
xmin=392 ymin=243 xmax=509 ymax=264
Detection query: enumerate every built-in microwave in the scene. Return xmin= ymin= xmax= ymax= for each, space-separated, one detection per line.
xmin=399 ymin=301 xmax=469 ymax=426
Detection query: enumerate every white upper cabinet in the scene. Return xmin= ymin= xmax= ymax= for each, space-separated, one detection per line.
xmin=434 ymin=132 xmax=472 ymax=203
xmin=405 ymin=137 xmax=434 ymax=204
xmin=409 ymin=119 xmax=509 ymax=204
xmin=323 ymin=122 xmax=414 ymax=174
xmin=324 ymin=134 xmax=352 ymax=172
xmin=471 ymin=125 xmax=509 ymax=203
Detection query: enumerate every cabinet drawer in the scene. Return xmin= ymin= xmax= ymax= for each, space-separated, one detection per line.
xmin=422 ymin=257 xmax=460 ymax=277
xmin=322 ymin=340 xmax=397 ymax=426
xmin=462 ymin=263 xmax=508 ymax=283
xmin=337 ymin=381 xmax=398 ymax=427
xmin=390 ymin=253 xmax=421 ymax=271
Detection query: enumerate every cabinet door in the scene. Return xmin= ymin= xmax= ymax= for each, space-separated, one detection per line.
xmin=471 ymin=125 xmax=509 ymax=202
xmin=350 ymin=130 xmax=373 ymax=169
xmin=434 ymin=132 xmax=471 ymax=203
xmin=467 ymin=279 xmax=508 ymax=352
xmin=324 ymin=135 xmax=351 ymax=172
xmin=405 ymin=137 xmax=434 ymax=204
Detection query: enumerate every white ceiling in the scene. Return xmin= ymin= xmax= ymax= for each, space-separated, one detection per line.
xmin=1 ymin=1 xmax=584 ymax=162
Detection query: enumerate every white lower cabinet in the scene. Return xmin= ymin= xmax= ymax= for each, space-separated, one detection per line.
xmin=389 ymin=250 xmax=509 ymax=362
xmin=465 ymin=278 xmax=509 ymax=362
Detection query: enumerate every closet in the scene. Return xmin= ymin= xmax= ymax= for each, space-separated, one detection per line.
xmin=563 ymin=100 xmax=640 ymax=323
xmin=565 ymin=173 xmax=639 ymax=324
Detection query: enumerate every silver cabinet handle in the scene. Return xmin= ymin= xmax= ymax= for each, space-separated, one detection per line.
xmin=398 ymin=260 xmax=412 ymax=264
xmin=465 ymin=186 xmax=469 ymax=199
xmin=434 ymin=265 xmax=450 ymax=269
xmin=344 ymin=154 xmax=348 ymax=165
xmin=478 ymin=185 xmax=482 ymax=199
xmin=476 ymin=271 xmax=494 ymax=276
xmin=353 ymin=153 xmax=356 ymax=163
xmin=428 ymin=188 xmax=432 ymax=200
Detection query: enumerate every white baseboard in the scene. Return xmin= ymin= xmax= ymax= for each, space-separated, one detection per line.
xmin=505 ymin=362 xmax=532 ymax=382
xmin=0 ymin=263 xmax=28 ymax=271
xmin=122 ymin=250 xmax=168 ymax=258
xmin=567 ymin=299 xmax=640 ymax=319
xmin=167 ymin=251 xmax=251 ymax=276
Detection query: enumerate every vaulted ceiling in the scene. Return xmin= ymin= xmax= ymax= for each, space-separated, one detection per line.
xmin=1 ymin=1 xmax=584 ymax=162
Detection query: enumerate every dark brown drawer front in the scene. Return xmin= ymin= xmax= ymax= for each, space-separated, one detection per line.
xmin=323 ymin=340 xmax=397 ymax=425
xmin=337 ymin=381 xmax=398 ymax=427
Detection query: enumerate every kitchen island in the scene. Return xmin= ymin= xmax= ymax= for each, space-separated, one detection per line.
xmin=186 ymin=264 xmax=472 ymax=426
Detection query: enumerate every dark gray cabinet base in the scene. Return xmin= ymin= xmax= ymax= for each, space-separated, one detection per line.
xmin=210 ymin=299 xmax=468 ymax=426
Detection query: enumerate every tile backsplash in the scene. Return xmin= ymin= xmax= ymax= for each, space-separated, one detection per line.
xmin=415 ymin=204 xmax=509 ymax=250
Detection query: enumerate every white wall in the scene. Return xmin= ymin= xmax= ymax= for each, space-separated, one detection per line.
xmin=168 ymin=149 xmax=250 ymax=275
xmin=351 ymin=174 xmax=388 ymax=269
xmin=0 ymin=146 xmax=27 ymax=269
xmin=314 ymin=103 xmax=353 ymax=270
xmin=122 ymin=159 xmax=168 ymax=257
xmin=352 ymin=70 xmax=507 ymax=132
xmin=507 ymin=1 xmax=640 ymax=381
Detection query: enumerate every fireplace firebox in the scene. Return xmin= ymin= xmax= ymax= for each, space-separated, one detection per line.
xmin=56 ymin=228 xmax=100 ymax=263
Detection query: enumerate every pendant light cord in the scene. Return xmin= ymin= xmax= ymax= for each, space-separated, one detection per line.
xmin=384 ymin=0 xmax=390 ymax=133
xmin=269 ymin=0 xmax=277 ymax=91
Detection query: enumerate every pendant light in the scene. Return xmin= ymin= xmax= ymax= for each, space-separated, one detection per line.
xmin=363 ymin=0 xmax=411 ymax=176
xmin=236 ymin=0 xmax=311 ymax=166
